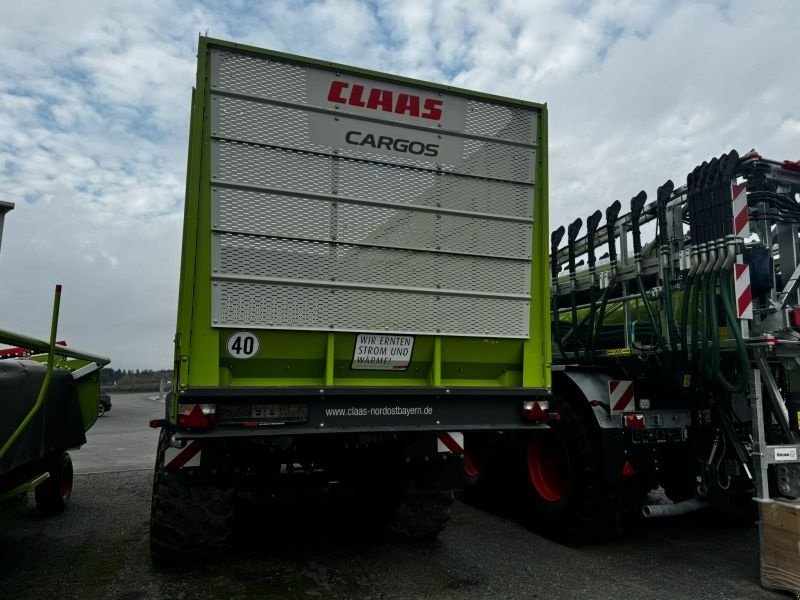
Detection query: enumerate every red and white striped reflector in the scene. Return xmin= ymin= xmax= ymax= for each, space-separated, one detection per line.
xmin=165 ymin=440 xmax=202 ymax=469
xmin=731 ymin=183 xmax=749 ymax=237
xmin=735 ymin=262 xmax=753 ymax=320
xmin=609 ymin=380 xmax=635 ymax=413
xmin=436 ymin=431 xmax=464 ymax=453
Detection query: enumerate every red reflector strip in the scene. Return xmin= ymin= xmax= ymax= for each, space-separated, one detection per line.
xmin=178 ymin=404 xmax=214 ymax=428
xmin=735 ymin=263 xmax=753 ymax=320
xmin=436 ymin=431 xmax=464 ymax=454
xmin=522 ymin=400 xmax=550 ymax=422
xmin=166 ymin=440 xmax=202 ymax=469
xmin=621 ymin=460 xmax=636 ymax=477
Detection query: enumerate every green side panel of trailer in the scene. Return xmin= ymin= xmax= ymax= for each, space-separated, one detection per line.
xmin=173 ymin=36 xmax=550 ymax=399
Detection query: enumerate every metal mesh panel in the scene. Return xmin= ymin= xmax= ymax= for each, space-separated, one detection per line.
xmin=337 ymin=159 xmax=532 ymax=218
xmin=464 ymin=99 xmax=536 ymax=143
xmin=214 ymin=96 xmax=535 ymax=183
xmin=213 ymin=50 xmax=537 ymax=144
xmin=214 ymin=140 xmax=533 ymax=218
xmin=214 ymin=187 xmax=531 ymax=259
xmin=215 ymin=233 xmax=530 ymax=295
xmin=213 ymin=281 xmax=530 ymax=337
xmin=215 ymin=51 xmax=307 ymax=104
xmin=207 ymin=48 xmax=540 ymax=338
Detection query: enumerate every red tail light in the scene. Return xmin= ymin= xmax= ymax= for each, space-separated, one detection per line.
xmin=621 ymin=460 xmax=636 ymax=477
xmin=625 ymin=414 xmax=645 ymax=429
xmin=522 ymin=400 xmax=550 ymax=422
xmin=177 ymin=404 xmax=216 ymax=428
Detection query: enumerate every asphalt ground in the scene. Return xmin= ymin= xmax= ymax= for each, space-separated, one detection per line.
xmin=0 ymin=394 xmax=790 ymax=599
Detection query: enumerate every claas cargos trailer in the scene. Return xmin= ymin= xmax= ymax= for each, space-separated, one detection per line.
xmin=149 ymin=36 xmax=550 ymax=564
xmin=0 ymin=203 xmax=110 ymax=515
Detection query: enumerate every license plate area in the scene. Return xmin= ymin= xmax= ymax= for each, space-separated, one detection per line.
xmin=216 ymin=403 xmax=308 ymax=425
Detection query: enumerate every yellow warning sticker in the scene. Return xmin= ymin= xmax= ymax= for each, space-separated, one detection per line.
xmin=605 ymin=348 xmax=632 ymax=356
xmin=683 ymin=374 xmax=691 ymax=388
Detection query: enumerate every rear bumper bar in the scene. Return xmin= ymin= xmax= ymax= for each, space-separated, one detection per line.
xmin=173 ymin=386 xmax=550 ymax=440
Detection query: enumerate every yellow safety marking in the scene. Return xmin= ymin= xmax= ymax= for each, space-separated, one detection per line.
xmin=605 ymin=348 xmax=631 ymax=356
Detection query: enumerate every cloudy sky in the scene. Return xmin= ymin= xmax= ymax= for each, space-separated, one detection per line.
xmin=1 ymin=0 xmax=798 ymax=369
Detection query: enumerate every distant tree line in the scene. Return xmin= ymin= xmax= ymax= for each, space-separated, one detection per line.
xmin=101 ymin=368 xmax=172 ymax=392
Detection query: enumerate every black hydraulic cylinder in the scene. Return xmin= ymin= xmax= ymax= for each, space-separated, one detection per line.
xmin=586 ymin=210 xmax=602 ymax=273
xmin=720 ymin=149 xmax=739 ymax=236
xmin=687 ymin=163 xmax=703 ymax=245
xmin=567 ymin=218 xmax=582 ymax=277
xmin=630 ymin=191 xmax=647 ymax=257
xmin=605 ymin=200 xmax=622 ymax=264
xmin=551 ymin=225 xmax=565 ymax=281
xmin=656 ymin=180 xmax=675 ymax=247
xmin=702 ymin=158 xmax=718 ymax=244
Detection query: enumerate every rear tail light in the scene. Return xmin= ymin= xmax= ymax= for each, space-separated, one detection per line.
xmin=621 ymin=460 xmax=636 ymax=477
xmin=625 ymin=414 xmax=646 ymax=429
xmin=177 ymin=403 xmax=216 ymax=428
xmin=522 ymin=400 xmax=550 ymax=422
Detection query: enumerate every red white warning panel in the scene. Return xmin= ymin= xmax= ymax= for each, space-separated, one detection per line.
xmin=165 ymin=440 xmax=202 ymax=469
xmin=436 ymin=431 xmax=464 ymax=453
xmin=731 ymin=183 xmax=750 ymax=237
xmin=735 ymin=262 xmax=753 ymax=320
xmin=608 ymin=380 xmax=635 ymax=413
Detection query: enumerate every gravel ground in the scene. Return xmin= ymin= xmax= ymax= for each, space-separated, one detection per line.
xmin=0 ymin=469 xmax=789 ymax=600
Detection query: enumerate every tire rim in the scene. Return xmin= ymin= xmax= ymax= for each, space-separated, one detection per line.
xmin=526 ymin=431 xmax=569 ymax=502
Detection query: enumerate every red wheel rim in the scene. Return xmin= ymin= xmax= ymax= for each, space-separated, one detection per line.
xmin=527 ymin=431 xmax=568 ymax=502
xmin=463 ymin=449 xmax=480 ymax=478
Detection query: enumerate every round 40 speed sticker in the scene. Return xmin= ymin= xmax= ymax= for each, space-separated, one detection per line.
xmin=226 ymin=331 xmax=260 ymax=359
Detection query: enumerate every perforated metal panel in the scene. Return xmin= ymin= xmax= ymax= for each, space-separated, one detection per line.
xmin=207 ymin=47 xmax=540 ymax=338
xmin=214 ymin=233 xmax=530 ymax=295
xmin=212 ymin=140 xmax=532 ymax=217
xmin=213 ymin=281 xmax=530 ymax=337
xmin=213 ymin=186 xmax=531 ymax=259
xmin=213 ymin=95 xmax=535 ymax=182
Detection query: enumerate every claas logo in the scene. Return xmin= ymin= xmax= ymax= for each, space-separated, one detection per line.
xmin=327 ymin=81 xmax=443 ymax=121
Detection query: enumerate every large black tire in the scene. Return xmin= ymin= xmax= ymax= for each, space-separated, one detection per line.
xmin=149 ymin=470 xmax=235 ymax=567
xmin=35 ymin=451 xmax=73 ymax=516
xmin=385 ymin=491 xmax=453 ymax=541
xmin=515 ymin=396 xmax=643 ymax=541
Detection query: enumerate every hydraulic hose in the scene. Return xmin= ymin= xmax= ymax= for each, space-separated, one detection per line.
xmin=680 ymin=273 xmax=695 ymax=363
xmin=699 ymin=270 xmax=713 ymax=381
xmin=689 ymin=273 xmax=701 ymax=367
xmin=717 ymin=270 xmax=749 ymax=393
xmin=553 ymin=295 xmax=577 ymax=362
xmin=636 ymin=275 xmax=669 ymax=353
xmin=570 ymin=289 xmax=580 ymax=358
xmin=589 ymin=278 xmax=615 ymax=360
xmin=583 ymin=287 xmax=598 ymax=363
xmin=708 ymin=268 xmax=721 ymax=379
xmin=662 ymin=269 xmax=681 ymax=349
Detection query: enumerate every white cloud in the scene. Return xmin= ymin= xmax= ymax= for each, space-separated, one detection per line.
xmin=1 ymin=0 xmax=798 ymax=368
